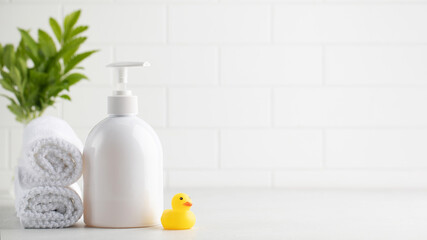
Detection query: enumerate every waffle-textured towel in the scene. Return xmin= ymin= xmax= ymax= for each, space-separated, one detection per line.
xmin=14 ymin=116 xmax=84 ymax=228
xmin=17 ymin=116 xmax=83 ymax=187
xmin=15 ymin=183 xmax=83 ymax=228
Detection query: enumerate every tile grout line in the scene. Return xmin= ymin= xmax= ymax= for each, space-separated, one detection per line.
xmin=59 ymin=101 xmax=64 ymax=120
xmin=270 ymin=3 xmax=274 ymax=44
xmin=58 ymin=0 xmax=65 ymax=125
xmin=109 ymin=44 xmax=115 ymax=84
xmin=70 ymin=83 xmax=427 ymax=88
xmin=217 ymin=129 xmax=222 ymax=169
xmin=321 ymin=43 xmax=326 ymax=170
xmin=29 ymin=1 xmax=427 ymax=6
xmin=112 ymin=44 xmax=116 ymax=62
xmin=164 ymin=169 xmax=169 ymax=188
xmin=6 ymin=129 xmax=11 ymax=170
xmin=87 ymin=42 xmax=427 ymax=47
xmin=165 ymin=87 xmax=169 ymax=127
xmin=321 ymin=45 xmax=326 ymax=86
xmin=321 ymin=43 xmax=327 ymax=169
xmin=270 ymin=170 xmax=275 ymax=188
xmin=322 ymin=129 xmax=327 ymax=169
xmin=217 ymin=46 xmax=222 ymax=86
xmin=164 ymin=167 xmax=427 ymax=172
xmin=70 ymin=125 xmax=427 ymax=130
xmin=57 ymin=1 xmax=64 ymax=120
xmin=273 ymin=1 xmax=427 ymax=5
xmin=165 ymin=3 xmax=170 ymax=44
xmin=270 ymin=88 xmax=274 ymax=127
xmin=59 ymin=2 xmax=64 ymax=19
xmin=165 ymin=170 xmax=171 ymax=187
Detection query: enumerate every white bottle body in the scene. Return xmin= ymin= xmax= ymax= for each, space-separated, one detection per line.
xmin=83 ymin=115 xmax=163 ymax=228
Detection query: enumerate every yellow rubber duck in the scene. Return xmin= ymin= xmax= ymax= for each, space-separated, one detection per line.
xmin=161 ymin=193 xmax=195 ymax=230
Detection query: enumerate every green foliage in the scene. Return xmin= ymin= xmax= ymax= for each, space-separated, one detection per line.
xmin=0 ymin=10 xmax=97 ymax=124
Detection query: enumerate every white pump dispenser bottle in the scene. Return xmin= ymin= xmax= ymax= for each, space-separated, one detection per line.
xmin=83 ymin=62 xmax=163 ymax=228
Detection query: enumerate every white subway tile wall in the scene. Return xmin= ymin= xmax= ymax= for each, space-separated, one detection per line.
xmin=221 ymin=46 xmax=323 ymax=85
xmin=0 ymin=129 xmax=8 ymax=170
xmin=274 ymin=88 xmax=427 ymax=127
xmin=169 ymin=5 xmax=271 ymax=43
xmin=220 ymin=129 xmax=323 ymax=169
xmin=79 ymin=44 xmax=114 ymax=86
xmin=116 ymin=46 xmax=218 ymax=85
xmin=274 ymin=5 xmax=427 ymax=43
xmin=169 ymin=88 xmax=271 ymax=127
xmin=1 ymin=1 xmax=427 ymax=190
xmin=0 ymin=4 xmax=60 ymax=43
xmin=168 ymin=170 xmax=272 ymax=188
xmin=325 ymin=46 xmax=427 ymax=85
xmin=157 ymin=129 xmax=218 ymax=169
xmin=64 ymin=4 xmax=167 ymax=44
xmin=274 ymin=170 xmax=427 ymax=189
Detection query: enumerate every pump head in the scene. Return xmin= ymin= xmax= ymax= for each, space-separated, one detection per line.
xmin=106 ymin=61 xmax=150 ymax=115
xmin=107 ymin=62 xmax=151 ymax=96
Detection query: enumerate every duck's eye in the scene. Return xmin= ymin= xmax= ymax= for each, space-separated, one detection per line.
xmin=179 ymin=197 xmax=183 ymax=200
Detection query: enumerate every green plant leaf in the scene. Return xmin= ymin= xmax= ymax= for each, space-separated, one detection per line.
xmin=0 ymin=93 xmax=18 ymax=105
xmin=0 ymin=69 xmax=13 ymax=81
xmin=70 ymin=25 xmax=88 ymax=39
xmin=64 ymin=50 xmax=96 ymax=74
xmin=0 ymin=9 xmax=95 ymax=124
xmin=7 ymin=102 xmax=24 ymax=121
xmin=16 ymin=40 xmax=28 ymax=61
xmin=38 ymin=29 xmax=57 ymax=58
xmin=3 ymin=44 xmax=15 ymax=69
xmin=18 ymin=29 xmax=39 ymax=64
xmin=49 ymin=17 xmax=62 ymax=43
xmin=0 ymin=70 xmax=18 ymax=94
xmin=62 ymin=72 xmax=87 ymax=87
xmin=46 ymin=86 xmax=62 ymax=97
xmin=0 ymin=78 xmax=15 ymax=93
xmin=60 ymin=94 xmax=71 ymax=101
xmin=29 ymin=69 xmax=49 ymax=85
xmin=18 ymin=29 xmax=37 ymax=53
xmin=0 ymin=44 xmax=3 ymax=67
xmin=63 ymin=10 xmax=81 ymax=41
xmin=16 ymin=58 xmax=27 ymax=83
xmin=57 ymin=36 xmax=87 ymax=64
xmin=25 ymin=85 xmax=40 ymax=106
xmin=9 ymin=67 xmax=22 ymax=91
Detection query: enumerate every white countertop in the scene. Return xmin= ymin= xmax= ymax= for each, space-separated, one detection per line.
xmin=1 ymin=188 xmax=427 ymax=240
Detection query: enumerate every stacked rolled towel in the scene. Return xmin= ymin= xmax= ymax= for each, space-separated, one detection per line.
xmin=14 ymin=116 xmax=84 ymax=228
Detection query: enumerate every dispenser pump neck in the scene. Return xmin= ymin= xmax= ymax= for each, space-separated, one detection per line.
xmin=106 ymin=62 xmax=150 ymax=115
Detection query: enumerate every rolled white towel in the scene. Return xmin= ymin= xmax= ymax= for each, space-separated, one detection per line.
xmin=15 ymin=183 xmax=83 ymax=228
xmin=17 ymin=116 xmax=83 ymax=187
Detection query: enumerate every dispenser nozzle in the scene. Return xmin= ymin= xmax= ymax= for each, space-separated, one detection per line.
xmin=107 ymin=62 xmax=150 ymax=95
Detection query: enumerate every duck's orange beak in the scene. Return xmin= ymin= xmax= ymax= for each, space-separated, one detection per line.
xmin=183 ymin=202 xmax=192 ymax=207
